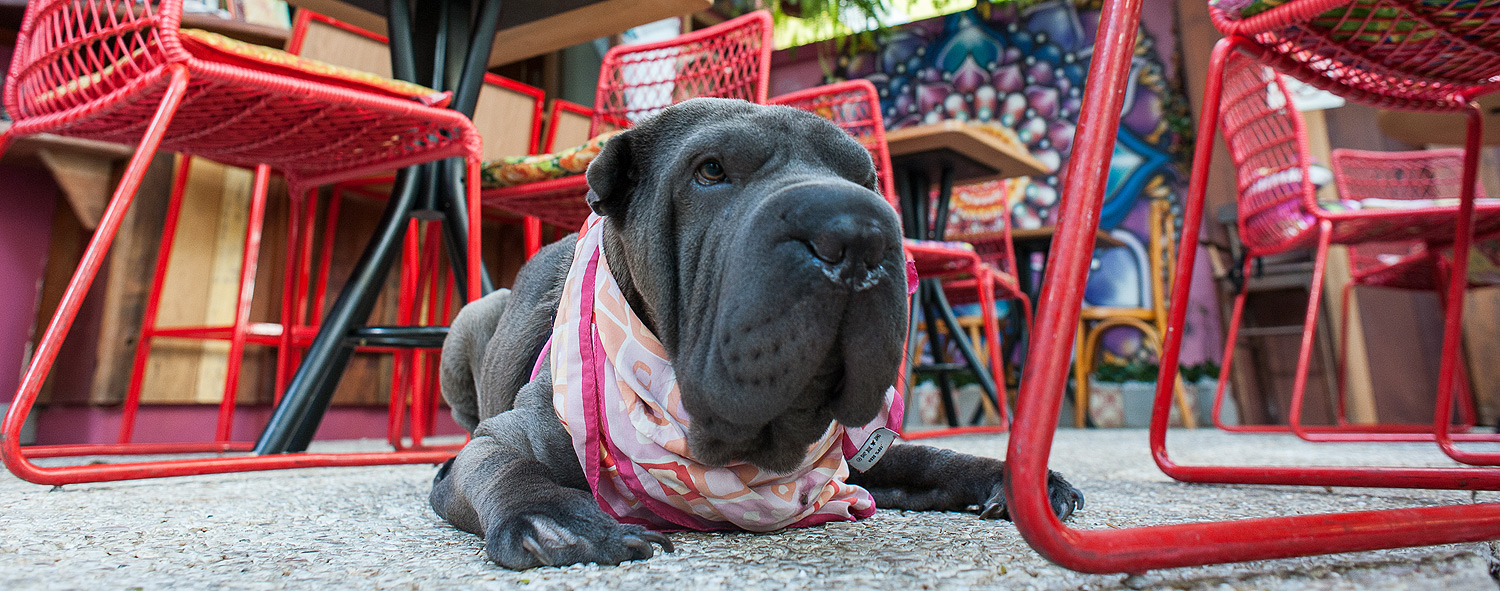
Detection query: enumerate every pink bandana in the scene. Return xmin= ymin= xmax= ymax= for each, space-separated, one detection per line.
xmin=549 ymin=215 xmax=905 ymax=532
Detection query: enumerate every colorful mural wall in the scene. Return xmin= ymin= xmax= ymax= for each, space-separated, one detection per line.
xmin=770 ymin=0 xmax=1224 ymax=367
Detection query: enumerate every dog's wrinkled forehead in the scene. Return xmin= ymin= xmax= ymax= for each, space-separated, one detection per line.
xmin=640 ymin=98 xmax=876 ymax=188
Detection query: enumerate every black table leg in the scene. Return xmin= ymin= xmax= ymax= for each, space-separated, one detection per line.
xmin=255 ymin=167 xmax=422 ymax=453
xmin=932 ymin=165 xmax=953 ymax=241
xmin=918 ymin=281 xmax=960 ymax=427
xmin=254 ymin=0 xmax=503 ymax=453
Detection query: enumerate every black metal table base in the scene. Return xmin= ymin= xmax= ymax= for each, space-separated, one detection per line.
xmin=253 ymin=0 xmax=503 ymax=454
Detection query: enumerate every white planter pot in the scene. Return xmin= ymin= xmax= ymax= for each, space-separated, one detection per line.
xmin=1121 ymin=381 xmax=1158 ymax=428
xmin=1194 ymin=378 xmax=1237 ymax=426
xmin=1093 ymin=380 xmax=1201 ymax=428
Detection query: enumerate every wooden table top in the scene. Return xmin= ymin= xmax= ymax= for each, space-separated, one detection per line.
xmin=1376 ymin=93 xmax=1500 ymax=146
xmin=287 ymin=0 xmax=712 ymax=67
xmin=884 ymin=121 xmax=1050 ymax=184
xmin=1010 ymin=225 xmax=1125 ymax=249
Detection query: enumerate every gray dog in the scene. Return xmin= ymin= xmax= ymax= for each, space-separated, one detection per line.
xmin=431 ymin=98 xmax=1083 ymax=570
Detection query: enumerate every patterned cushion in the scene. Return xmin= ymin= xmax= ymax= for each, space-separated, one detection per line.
xmin=177 ymin=29 xmax=450 ymax=107
xmin=481 ymin=131 xmax=620 ymax=189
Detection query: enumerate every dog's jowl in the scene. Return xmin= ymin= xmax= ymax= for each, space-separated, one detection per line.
xmin=431 ymin=98 xmax=1084 ymax=569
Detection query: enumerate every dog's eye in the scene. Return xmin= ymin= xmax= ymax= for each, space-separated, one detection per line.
xmin=695 ymin=160 xmax=727 ymax=185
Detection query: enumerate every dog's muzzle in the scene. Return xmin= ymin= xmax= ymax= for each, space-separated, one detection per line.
xmin=776 ymin=182 xmax=900 ymax=292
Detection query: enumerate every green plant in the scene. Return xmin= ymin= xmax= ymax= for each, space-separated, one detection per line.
xmin=1092 ymin=359 xmax=1130 ymax=383
xmin=719 ymin=0 xmax=966 ymax=54
xmin=1180 ymin=361 xmax=1221 ymax=383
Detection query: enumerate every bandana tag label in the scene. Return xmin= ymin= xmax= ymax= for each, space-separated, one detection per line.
xmin=846 ymin=427 xmax=898 ymax=472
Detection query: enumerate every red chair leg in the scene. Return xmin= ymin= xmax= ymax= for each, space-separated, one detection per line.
xmin=387 ymin=219 xmax=423 ymax=449
xmin=466 ymin=157 xmax=483 ymax=301
xmin=275 ymin=188 xmax=313 ymax=401
xmin=123 ymin=156 xmax=195 ymax=444
xmin=1284 ymin=221 xmax=1335 ymax=440
xmin=1211 ymin=257 xmax=1255 ymax=430
xmin=1336 ymin=279 xmax=1354 ymax=427
xmin=977 ymin=269 xmax=1010 ymax=425
xmin=1005 ymin=17 xmax=1500 ymax=574
xmin=1435 ymin=103 xmax=1500 ymax=465
xmin=212 ymin=164 xmax=271 ymax=443
xmin=524 ymin=215 xmax=543 ymax=259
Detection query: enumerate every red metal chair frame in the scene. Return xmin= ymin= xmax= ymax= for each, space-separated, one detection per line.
xmin=0 ymin=0 xmax=482 ymax=484
xmin=771 ymin=79 xmax=1019 ymax=437
xmin=1324 ymin=149 xmax=1491 ymax=438
xmin=482 ymin=10 xmax=775 ymax=257
xmin=1001 ymin=0 xmax=1500 ymax=574
xmin=1200 ymin=48 xmax=1500 ymax=450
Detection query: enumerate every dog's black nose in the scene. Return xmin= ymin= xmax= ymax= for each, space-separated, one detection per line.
xmin=777 ymin=182 xmax=898 ymax=291
xmin=808 ymin=215 xmax=886 ymax=269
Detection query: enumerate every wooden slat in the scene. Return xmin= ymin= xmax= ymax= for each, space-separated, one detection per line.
xmin=548 ymin=107 xmax=593 ymax=152
xmin=36 ymin=149 xmax=112 ymax=230
xmin=295 ymin=18 xmax=393 ymax=76
xmin=88 ymin=154 xmax=175 ymax=405
xmin=143 ymin=158 xmax=230 ymax=404
xmin=473 ymin=83 xmax=541 ymax=161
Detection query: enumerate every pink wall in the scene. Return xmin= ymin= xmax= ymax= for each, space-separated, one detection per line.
xmin=34 ymin=405 xmax=467 ymax=446
xmin=0 ymin=165 xmax=58 ymax=405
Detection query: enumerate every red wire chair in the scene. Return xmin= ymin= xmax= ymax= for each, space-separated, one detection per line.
xmin=1323 ymin=149 xmax=1495 ymax=439
xmin=1002 ymin=0 xmax=1500 ymax=573
xmin=999 ymin=0 xmax=1500 ymax=575
xmin=1202 ymin=50 xmax=1500 ymax=449
xmin=482 ymin=10 xmax=774 ymax=256
xmin=0 ymin=0 xmax=482 ymax=484
xmin=771 ymin=79 xmax=1021 ymax=437
xmin=939 ymin=180 xmax=1035 ymax=371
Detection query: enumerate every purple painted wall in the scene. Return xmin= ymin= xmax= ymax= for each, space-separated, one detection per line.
xmin=0 ymin=166 xmax=58 ymax=405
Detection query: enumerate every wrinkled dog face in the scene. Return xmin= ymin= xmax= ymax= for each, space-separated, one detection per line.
xmin=586 ymin=98 xmax=907 ymax=473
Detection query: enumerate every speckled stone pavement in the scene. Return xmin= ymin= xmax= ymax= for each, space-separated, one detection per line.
xmin=4 ymin=429 xmax=1500 ymax=590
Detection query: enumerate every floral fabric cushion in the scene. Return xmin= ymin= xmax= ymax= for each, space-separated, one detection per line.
xmin=481 ymin=131 xmax=620 ymax=189
xmin=177 ymin=29 xmax=450 ymax=107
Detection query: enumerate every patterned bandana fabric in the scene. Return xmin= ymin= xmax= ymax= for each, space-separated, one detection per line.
xmin=549 ymin=215 xmax=905 ymax=532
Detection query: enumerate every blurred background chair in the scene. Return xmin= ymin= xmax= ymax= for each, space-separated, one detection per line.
xmin=1208 ymin=48 xmax=1500 ymax=447
xmin=1072 ymin=198 xmax=1196 ymax=428
xmin=1 ymin=0 xmax=481 ymax=484
xmin=1324 ymin=148 xmax=1498 ymax=437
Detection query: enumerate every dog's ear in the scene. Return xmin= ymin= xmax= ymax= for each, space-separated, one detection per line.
xmin=585 ymin=130 xmax=635 ymax=219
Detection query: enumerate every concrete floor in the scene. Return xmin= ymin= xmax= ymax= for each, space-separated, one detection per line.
xmin=3 ymin=429 xmax=1500 ymax=590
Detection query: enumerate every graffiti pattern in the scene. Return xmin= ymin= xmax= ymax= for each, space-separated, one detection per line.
xmin=829 ymin=0 xmax=1192 ymax=240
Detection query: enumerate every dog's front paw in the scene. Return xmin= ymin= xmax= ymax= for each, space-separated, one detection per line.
xmin=486 ymin=491 xmax=673 ymax=569
xmin=978 ymin=469 xmax=1084 ymax=522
